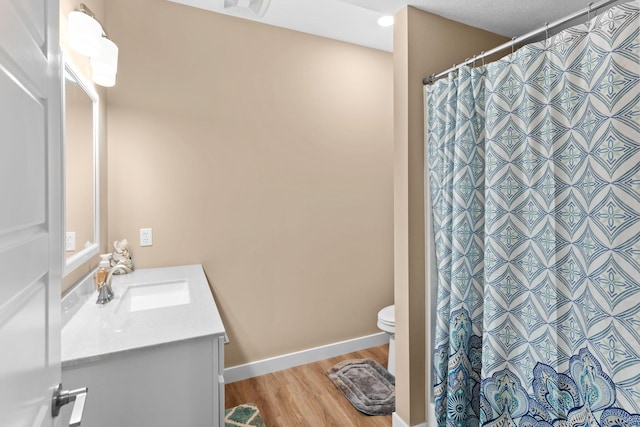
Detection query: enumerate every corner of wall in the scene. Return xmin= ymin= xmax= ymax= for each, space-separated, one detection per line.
xmin=393 ymin=6 xmax=508 ymax=426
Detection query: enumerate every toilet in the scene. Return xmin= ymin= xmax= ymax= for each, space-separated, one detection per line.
xmin=377 ymin=305 xmax=395 ymax=376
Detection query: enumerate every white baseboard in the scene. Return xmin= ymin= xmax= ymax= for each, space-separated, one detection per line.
xmin=392 ymin=412 xmax=428 ymax=427
xmin=224 ymin=332 xmax=389 ymax=383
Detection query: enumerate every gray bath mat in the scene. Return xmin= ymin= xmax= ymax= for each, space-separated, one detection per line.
xmin=326 ymin=358 xmax=395 ymax=416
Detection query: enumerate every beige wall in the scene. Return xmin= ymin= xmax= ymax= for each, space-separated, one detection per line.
xmin=393 ymin=7 xmax=507 ymax=425
xmin=60 ymin=2 xmax=509 ymax=419
xmin=60 ymin=0 xmax=109 ymax=293
xmin=105 ymin=0 xmax=394 ymax=367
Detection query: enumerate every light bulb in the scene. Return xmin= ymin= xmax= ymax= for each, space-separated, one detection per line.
xmin=377 ymin=16 xmax=394 ymax=27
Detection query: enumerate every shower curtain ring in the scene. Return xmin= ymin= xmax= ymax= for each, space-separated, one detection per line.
xmin=587 ymin=2 xmax=593 ymax=25
xmin=545 ymin=23 xmax=550 ymax=50
xmin=481 ymin=52 xmax=485 ymax=66
xmin=512 ymin=37 xmax=516 ymax=55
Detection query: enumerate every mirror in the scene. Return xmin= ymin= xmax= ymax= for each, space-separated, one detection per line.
xmin=64 ymin=60 xmax=100 ymax=276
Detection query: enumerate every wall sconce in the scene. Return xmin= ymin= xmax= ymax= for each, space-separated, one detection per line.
xmin=68 ymin=3 xmax=119 ymax=87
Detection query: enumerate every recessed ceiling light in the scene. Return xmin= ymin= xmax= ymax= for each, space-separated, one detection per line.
xmin=377 ymin=15 xmax=394 ymax=27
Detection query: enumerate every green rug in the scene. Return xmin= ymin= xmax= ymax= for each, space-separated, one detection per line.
xmin=225 ymin=403 xmax=266 ymax=427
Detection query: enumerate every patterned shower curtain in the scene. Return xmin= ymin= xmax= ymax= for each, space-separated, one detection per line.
xmin=426 ymin=2 xmax=640 ymax=427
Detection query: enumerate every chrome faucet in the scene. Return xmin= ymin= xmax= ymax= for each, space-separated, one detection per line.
xmin=96 ymin=264 xmax=131 ymax=304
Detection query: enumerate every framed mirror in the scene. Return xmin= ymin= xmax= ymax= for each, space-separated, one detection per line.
xmin=63 ymin=60 xmax=100 ymax=276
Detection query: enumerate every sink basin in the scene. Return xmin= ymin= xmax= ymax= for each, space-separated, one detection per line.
xmin=120 ymin=280 xmax=191 ymax=312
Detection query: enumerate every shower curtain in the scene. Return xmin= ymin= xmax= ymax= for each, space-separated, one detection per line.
xmin=426 ymin=2 xmax=640 ymax=427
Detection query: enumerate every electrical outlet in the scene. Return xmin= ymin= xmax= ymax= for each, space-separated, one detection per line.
xmin=65 ymin=232 xmax=76 ymax=251
xmin=140 ymin=228 xmax=153 ymax=247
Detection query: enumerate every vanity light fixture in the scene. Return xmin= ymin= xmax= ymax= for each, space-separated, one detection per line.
xmin=68 ymin=3 xmax=119 ymax=87
xmin=67 ymin=6 xmax=102 ymax=57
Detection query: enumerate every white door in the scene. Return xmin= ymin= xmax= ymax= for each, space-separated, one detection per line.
xmin=0 ymin=0 xmax=64 ymax=426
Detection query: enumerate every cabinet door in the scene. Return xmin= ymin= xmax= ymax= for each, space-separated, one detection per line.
xmin=63 ymin=339 xmax=215 ymax=427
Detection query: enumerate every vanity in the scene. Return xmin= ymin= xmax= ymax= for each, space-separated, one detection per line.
xmin=61 ymin=264 xmax=227 ymax=427
xmin=60 ymin=60 xmax=227 ymax=427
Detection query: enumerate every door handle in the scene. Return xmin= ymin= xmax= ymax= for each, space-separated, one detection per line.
xmin=52 ymin=383 xmax=88 ymax=426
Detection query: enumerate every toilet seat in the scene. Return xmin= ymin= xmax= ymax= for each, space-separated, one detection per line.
xmin=377 ymin=305 xmax=395 ymax=334
xmin=376 ymin=305 xmax=396 ymax=376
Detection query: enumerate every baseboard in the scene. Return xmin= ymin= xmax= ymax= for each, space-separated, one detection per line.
xmin=224 ymin=332 xmax=389 ymax=383
xmin=392 ymin=412 xmax=428 ymax=427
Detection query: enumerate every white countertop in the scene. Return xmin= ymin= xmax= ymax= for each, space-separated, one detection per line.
xmin=62 ymin=264 xmax=226 ymax=367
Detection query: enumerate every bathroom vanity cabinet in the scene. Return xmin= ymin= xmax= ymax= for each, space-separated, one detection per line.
xmin=61 ymin=265 xmax=227 ymax=427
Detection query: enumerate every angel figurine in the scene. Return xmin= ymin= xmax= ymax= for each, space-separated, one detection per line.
xmin=110 ymin=238 xmax=134 ymax=274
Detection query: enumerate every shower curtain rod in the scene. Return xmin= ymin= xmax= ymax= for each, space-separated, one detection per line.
xmin=422 ymin=0 xmax=623 ymax=85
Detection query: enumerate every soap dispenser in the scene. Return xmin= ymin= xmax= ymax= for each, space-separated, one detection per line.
xmin=95 ymin=254 xmax=114 ymax=304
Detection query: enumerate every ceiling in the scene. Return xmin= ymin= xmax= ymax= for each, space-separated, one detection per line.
xmin=167 ymin=0 xmax=599 ymax=52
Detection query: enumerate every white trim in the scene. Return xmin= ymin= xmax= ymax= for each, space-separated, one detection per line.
xmin=63 ymin=57 xmax=101 ymax=277
xmin=224 ymin=332 xmax=389 ymax=383
xmin=392 ymin=413 xmax=406 ymax=427
xmin=392 ymin=412 xmax=429 ymax=427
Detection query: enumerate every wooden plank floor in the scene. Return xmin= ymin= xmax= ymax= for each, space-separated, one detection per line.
xmin=225 ymin=344 xmax=392 ymax=427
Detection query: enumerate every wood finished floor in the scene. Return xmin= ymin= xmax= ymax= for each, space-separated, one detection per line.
xmin=225 ymin=344 xmax=392 ymax=427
